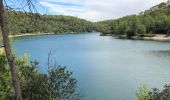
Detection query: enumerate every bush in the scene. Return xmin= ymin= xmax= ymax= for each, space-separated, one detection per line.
xmin=0 ymin=54 xmax=80 ymax=100
xmin=126 ymin=30 xmax=135 ymax=39
xmin=137 ymin=84 xmax=170 ymax=100
xmin=148 ymin=84 xmax=170 ymax=100
xmin=136 ymin=85 xmax=149 ymax=100
xmin=137 ymin=25 xmax=146 ymax=35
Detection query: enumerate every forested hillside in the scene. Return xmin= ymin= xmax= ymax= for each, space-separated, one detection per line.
xmin=2 ymin=1 xmax=170 ymax=37
xmin=97 ymin=1 xmax=170 ymax=38
xmin=5 ymin=9 xmax=96 ymax=35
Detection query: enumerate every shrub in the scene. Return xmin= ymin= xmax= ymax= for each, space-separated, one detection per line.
xmin=136 ymin=85 xmax=149 ymax=100
xmin=0 ymin=54 xmax=80 ymax=100
xmin=137 ymin=84 xmax=170 ymax=100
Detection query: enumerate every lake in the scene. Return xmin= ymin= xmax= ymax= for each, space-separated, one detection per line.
xmin=12 ymin=32 xmax=170 ymax=100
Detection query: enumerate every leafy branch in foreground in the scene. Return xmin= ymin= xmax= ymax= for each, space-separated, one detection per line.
xmin=0 ymin=53 xmax=81 ymax=100
xmin=0 ymin=0 xmax=39 ymax=99
xmin=137 ymin=84 xmax=170 ymax=100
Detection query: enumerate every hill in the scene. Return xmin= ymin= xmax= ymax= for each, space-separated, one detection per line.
xmin=5 ymin=9 xmax=96 ymax=35
xmin=1 ymin=1 xmax=170 ymax=38
xmin=97 ymin=0 xmax=170 ymax=38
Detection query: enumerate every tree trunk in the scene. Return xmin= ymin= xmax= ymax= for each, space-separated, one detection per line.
xmin=0 ymin=0 xmax=22 ymax=100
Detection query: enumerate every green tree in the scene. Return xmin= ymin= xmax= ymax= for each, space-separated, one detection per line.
xmin=137 ymin=25 xmax=146 ymax=35
xmin=98 ymin=1 xmax=170 ymax=37
xmin=0 ymin=53 xmax=80 ymax=100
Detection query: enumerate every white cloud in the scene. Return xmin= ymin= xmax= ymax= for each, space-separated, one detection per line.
xmin=40 ymin=0 xmax=82 ymax=5
xmin=39 ymin=1 xmax=84 ymax=15
xmin=39 ymin=0 xmax=168 ymax=21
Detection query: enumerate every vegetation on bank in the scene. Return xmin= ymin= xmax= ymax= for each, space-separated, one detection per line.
xmin=4 ymin=9 xmax=96 ymax=35
xmin=0 ymin=1 xmax=169 ymax=40
xmin=0 ymin=53 xmax=80 ymax=100
xmin=137 ymin=84 xmax=170 ymax=100
xmin=97 ymin=1 xmax=170 ymax=39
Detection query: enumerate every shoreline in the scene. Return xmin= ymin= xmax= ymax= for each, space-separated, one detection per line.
xmin=0 ymin=33 xmax=170 ymax=54
xmin=132 ymin=34 xmax=170 ymax=41
xmin=8 ymin=33 xmax=55 ymax=38
xmin=139 ymin=35 xmax=170 ymax=41
xmin=8 ymin=32 xmax=91 ymax=38
xmin=101 ymin=33 xmax=170 ymax=42
xmin=0 ymin=33 xmax=55 ymax=40
xmin=0 ymin=32 xmax=91 ymax=53
xmin=1 ymin=33 xmax=170 ymax=42
xmin=0 ymin=33 xmax=55 ymax=52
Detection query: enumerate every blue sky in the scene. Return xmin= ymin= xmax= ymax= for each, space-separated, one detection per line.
xmin=6 ymin=0 xmax=167 ymax=21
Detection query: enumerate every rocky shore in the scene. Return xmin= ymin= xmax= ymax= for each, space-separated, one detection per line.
xmin=101 ymin=33 xmax=170 ymax=41
xmin=140 ymin=34 xmax=170 ymax=41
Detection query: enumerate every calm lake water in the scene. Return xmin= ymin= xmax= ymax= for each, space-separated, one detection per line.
xmin=12 ymin=33 xmax=170 ymax=100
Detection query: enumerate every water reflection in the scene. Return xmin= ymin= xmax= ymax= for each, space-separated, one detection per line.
xmin=149 ymin=50 xmax=170 ymax=58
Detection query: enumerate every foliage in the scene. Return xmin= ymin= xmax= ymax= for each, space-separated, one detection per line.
xmin=0 ymin=53 xmax=80 ymax=100
xmin=2 ymin=1 xmax=169 ymax=37
xmin=98 ymin=1 xmax=170 ymax=37
xmin=148 ymin=84 xmax=170 ymax=100
xmin=136 ymin=85 xmax=149 ymax=100
xmin=5 ymin=9 xmax=96 ymax=35
xmin=48 ymin=66 xmax=79 ymax=100
xmin=0 ymin=53 xmax=13 ymax=100
xmin=137 ymin=84 xmax=170 ymax=100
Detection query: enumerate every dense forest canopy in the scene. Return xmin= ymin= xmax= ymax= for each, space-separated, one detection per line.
xmin=5 ymin=9 xmax=96 ymax=35
xmin=1 ymin=1 xmax=170 ymax=37
xmin=97 ymin=0 xmax=170 ymax=38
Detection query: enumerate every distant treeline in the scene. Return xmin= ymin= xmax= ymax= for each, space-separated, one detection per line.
xmin=5 ymin=9 xmax=96 ymax=35
xmin=97 ymin=1 xmax=170 ymax=38
xmin=2 ymin=1 xmax=170 ymax=37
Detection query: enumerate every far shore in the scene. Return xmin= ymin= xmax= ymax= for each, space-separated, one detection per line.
xmin=101 ymin=33 xmax=170 ymax=41
xmin=0 ymin=33 xmax=55 ymax=51
xmin=0 ymin=32 xmax=170 ymax=54
xmin=1 ymin=32 xmax=170 ymax=43
xmin=8 ymin=33 xmax=55 ymax=38
xmin=7 ymin=32 xmax=90 ymax=38
xmin=0 ymin=33 xmax=55 ymax=40
xmin=0 ymin=33 xmax=56 ymax=53
xmin=135 ymin=34 xmax=170 ymax=41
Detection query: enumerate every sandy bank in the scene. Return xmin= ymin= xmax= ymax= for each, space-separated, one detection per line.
xmin=112 ymin=34 xmax=170 ymax=41
xmin=141 ymin=34 xmax=170 ymax=41
xmin=8 ymin=33 xmax=55 ymax=38
xmin=133 ymin=34 xmax=170 ymax=41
